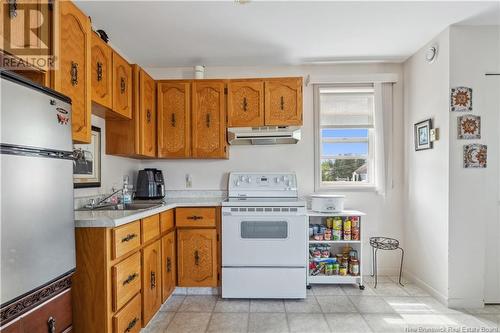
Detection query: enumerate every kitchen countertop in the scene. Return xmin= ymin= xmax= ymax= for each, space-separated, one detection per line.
xmin=74 ymin=197 xmax=225 ymax=228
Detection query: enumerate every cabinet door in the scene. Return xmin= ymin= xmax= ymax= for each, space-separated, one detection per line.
xmin=157 ymin=82 xmax=191 ymax=158
xmin=161 ymin=231 xmax=176 ymax=303
xmin=227 ymin=80 xmax=264 ymax=127
xmin=177 ymin=229 xmax=217 ymax=287
xmin=264 ymin=78 xmax=303 ymax=126
xmin=141 ymin=240 xmax=161 ymax=326
xmin=138 ymin=70 xmax=156 ymax=157
xmin=54 ymin=1 xmax=91 ymax=143
xmin=91 ymin=32 xmax=112 ymax=109
xmin=192 ymin=81 xmax=227 ymax=159
xmin=112 ymin=51 xmax=132 ymax=119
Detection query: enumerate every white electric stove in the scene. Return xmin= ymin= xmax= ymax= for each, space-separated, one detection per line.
xmin=221 ymin=172 xmax=307 ymax=299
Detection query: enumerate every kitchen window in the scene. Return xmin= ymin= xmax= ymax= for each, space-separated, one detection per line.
xmin=314 ymin=84 xmax=376 ymax=190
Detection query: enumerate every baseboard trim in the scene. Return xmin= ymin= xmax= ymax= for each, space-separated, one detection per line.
xmin=447 ymin=297 xmax=484 ymax=309
xmin=403 ymin=270 xmax=448 ymax=305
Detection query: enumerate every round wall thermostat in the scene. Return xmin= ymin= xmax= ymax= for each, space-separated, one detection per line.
xmin=425 ymin=44 xmax=438 ymax=63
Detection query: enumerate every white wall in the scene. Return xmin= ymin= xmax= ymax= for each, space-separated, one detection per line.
xmin=143 ymin=63 xmax=405 ymax=275
xmin=403 ymin=28 xmax=450 ymax=301
xmin=73 ymin=115 xmax=140 ymax=199
xmin=448 ymin=26 xmax=500 ymax=306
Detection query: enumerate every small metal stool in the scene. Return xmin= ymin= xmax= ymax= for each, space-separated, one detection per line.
xmin=369 ymin=237 xmax=404 ymax=288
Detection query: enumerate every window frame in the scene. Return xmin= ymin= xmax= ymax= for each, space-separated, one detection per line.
xmin=314 ymin=84 xmax=376 ymax=191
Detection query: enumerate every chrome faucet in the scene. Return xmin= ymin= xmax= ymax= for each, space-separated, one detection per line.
xmin=85 ymin=189 xmax=123 ymax=209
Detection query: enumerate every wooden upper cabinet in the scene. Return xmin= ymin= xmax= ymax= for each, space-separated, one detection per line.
xmin=177 ymin=228 xmax=218 ymax=287
xmin=157 ymin=82 xmax=191 ymax=158
xmin=141 ymin=240 xmax=161 ymax=326
xmin=227 ymin=80 xmax=264 ymax=127
xmin=1 ymin=0 xmax=53 ymax=88
xmin=54 ymin=0 xmax=91 ymax=143
xmin=112 ymin=51 xmax=132 ymax=119
xmin=90 ymin=32 xmax=112 ymax=109
xmin=161 ymin=231 xmax=176 ymax=303
xmin=138 ymin=69 xmax=156 ymax=157
xmin=264 ymin=78 xmax=303 ymax=126
xmin=191 ymin=81 xmax=227 ymax=159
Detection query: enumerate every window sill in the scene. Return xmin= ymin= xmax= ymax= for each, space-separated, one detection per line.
xmin=316 ymin=184 xmax=377 ymax=192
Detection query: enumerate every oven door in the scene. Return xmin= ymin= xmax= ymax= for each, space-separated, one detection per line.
xmin=222 ymin=213 xmax=307 ymax=267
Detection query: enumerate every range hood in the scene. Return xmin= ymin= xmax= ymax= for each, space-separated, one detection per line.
xmin=228 ymin=126 xmax=301 ymax=145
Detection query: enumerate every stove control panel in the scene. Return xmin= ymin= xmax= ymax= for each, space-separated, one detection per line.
xmin=228 ymin=172 xmax=298 ymax=198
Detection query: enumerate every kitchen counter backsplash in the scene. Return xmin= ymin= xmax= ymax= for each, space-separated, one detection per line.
xmin=74 ymin=189 xmax=227 ymax=209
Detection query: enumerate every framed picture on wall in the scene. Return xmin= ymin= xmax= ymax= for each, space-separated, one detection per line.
xmin=414 ymin=119 xmax=433 ymax=151
xmin=73 ymin=126 xmax=101 ymax=188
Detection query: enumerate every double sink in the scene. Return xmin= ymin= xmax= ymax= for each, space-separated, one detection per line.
xmin=76 ymin=202 xmax=163 ymax=212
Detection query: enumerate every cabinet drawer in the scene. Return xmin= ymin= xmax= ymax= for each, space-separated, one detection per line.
xmin=176 ymin=208 xmax=216 ymax=227
xmin=112 ymin=252 xmax=141 ymax=311
xmin=112 ymin=293 xmax=141 ymax=333
xmin=141 ymin=214 xmax=160 ymax=243
xmin=160 ymin=210 xmax=175 ymax=233
xmin=112 ymin=221 xmax=141 ymax=260
xmin=22 ymin=289 xmax=72 ymax=333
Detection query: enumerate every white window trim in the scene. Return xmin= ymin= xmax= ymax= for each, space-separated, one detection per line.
xmin=313 ymin=84 xmax=376 ymax=192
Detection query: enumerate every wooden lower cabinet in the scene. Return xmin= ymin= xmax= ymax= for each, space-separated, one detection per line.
xmin=161 ymin=231 xmax=176 ymax=302
xmin=112 ymin=294 xmax=141 ymax=333
xmin=141 ymin=240 xmax=162 ymax=326
xmin=73 ymin=208 xmax=220 ymax=332
xmin=177 ymin=228 xmax=218 ymax=287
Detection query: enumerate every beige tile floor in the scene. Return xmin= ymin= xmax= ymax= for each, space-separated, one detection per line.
xmin=142 ymin=276 xmax=500 ymax=333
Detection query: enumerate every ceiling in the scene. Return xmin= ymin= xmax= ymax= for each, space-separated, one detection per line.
xmin=77 ymin=1 xmax=500 ymax=67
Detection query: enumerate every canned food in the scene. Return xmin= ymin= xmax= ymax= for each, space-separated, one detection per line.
xmin=343 ymin=231 xmax=351 ymax=241
xmin=333 ymin=218 xmax=343 ymax=230
xmin=343 ymin=218 xmax=351 ymax=232
xmin=332 ymin=263 xmax=340 ymax=275
xmin=339 ymin=267 xmax=348 ymax=276
xmin=333 ymin=229 xmax=342 ymax=240
xmin=326 ymin=218 xmax=333 ymax=229
xmin=324 ymin=229 xmax=332 ymax=240
xmin=349 ymin=258 xmax=360 ymax=276
xmin=325 ymin=263 xmax=334 ymax=276
xmin=352 ymin=228 xmax=360 ymax=241
xmin=321 ymin=249 xmax=330 ymax=258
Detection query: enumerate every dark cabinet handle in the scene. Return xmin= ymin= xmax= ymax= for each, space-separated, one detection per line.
xmin=280 ymin=96 xmax=284 ymax=110
xmin=70 ymin=62 xmax=78 ymax=86
xmin=146 ymin=110 xmax=152 ymax=123
xmin=166 ymin=257 xmax=171 ymax=272
xmin=206 ymin=113 xmax=211 ymax=128
xmin=96 ymin=61 xmax=103 ymax=81
xmin=194 ymin=250 xmax=199 ymax=265
xmin=150 ymin=271 xmax=156 ymax=289
xmin=171 ymin=113 xmax=176 ymax=127
xmin=121 ymin=233 xmax=137 ymax=243
xmin=47 ymin=316 xmax=56 ymax=333
xmin=8 ymin=0 xmax=17 ymax=18
xmin=123 ymin=272 xmax=138 ymax=286
xmin=125 ymin=317 xmax=139 ymax=333
xmin=120 ymin=77 xmax=126 ymax=94
xmin=187 ymin=215 xmax=203 ymax=221
xmin=242 ymin=97 xmax=248 ymax=111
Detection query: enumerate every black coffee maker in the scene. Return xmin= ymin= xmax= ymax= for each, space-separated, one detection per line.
xmin=135 ymin=168 xmax=165 ymax=199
